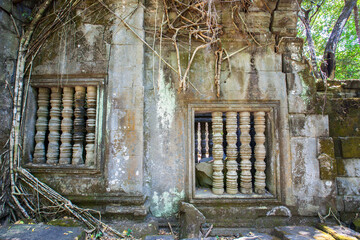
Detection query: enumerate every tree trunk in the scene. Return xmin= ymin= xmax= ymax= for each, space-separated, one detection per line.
xmin=299 ymin=10 xmax=321 ymax=79
xmin=321 ymin=0 xmax=358 ymax=79
xmin=354 ymin=4 xmax=360 ymax=45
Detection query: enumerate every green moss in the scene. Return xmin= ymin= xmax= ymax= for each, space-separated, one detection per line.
xmin=297 ymin=68 xmax=317 ymax=113
xmin=327 ymin=99 xmax=360 ymax=137
xmin=47 ymin=217 xmax=82 ymax=227
xmin=353 ymin=218 xmax=360 ymax=232
xmin=341 ymin=137 xmax=360 ymax=158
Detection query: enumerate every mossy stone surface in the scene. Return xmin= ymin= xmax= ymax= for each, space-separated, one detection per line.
xmin=318 ymin=137 xmax=337 ymax=180
xmin=341 ymin=137 xmax=360 ymax=158
xmin=47 ymin=217 xmax=82 ymax=227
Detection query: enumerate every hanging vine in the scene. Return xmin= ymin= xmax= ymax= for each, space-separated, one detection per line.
xmin=161 ymin=0 xmax=253 ymax=95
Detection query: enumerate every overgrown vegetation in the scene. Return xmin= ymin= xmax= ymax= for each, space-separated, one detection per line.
xmin=298 ymin=0 xmax=360 ymax=80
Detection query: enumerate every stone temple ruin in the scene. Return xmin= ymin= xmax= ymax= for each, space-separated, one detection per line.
xmin=0 ymin=0 xmax=360 ymax=236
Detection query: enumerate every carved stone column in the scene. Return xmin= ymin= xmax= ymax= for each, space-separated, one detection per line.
xmin=254 ymin=111 xmax=266 ymax=194
xmin=33 ymin=88 xmax=50 ymax=164
xmin=197 ymin=122 xmax=201 ymax=161
xmin=226 ymin=112 xmax=238 ymax=194
xmin=240 ymin=112 xmax=252 ymax=194
xmin=59 ymin=87 xmax=74 ymax=164
xmin=85 ymin=86 xmax=97 ymax=166
xmin=195 ymin=122 xmax=198 ymax=162
xmin=72 ymin=86 xmax=86 ymax=165
xmin=46 ymin=88 xmax=62 ymax=164
xmin=212 ymin=112 xmax=224 ymax=195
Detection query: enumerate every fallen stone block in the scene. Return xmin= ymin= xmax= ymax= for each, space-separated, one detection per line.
xmin=316 ymin=224 xmax=360 ymax=240
xmin=238 ymin=230 xmax=277 ymax=240
xmin=0 ymin=223 xmax=85 ymax=240
xmin=179 ymin=202 xmax=206 ymax=239
xmin=144 ymin=235 xmax=175 ymax=240
xmin=274 ymin=225 xmax=335 ymax=239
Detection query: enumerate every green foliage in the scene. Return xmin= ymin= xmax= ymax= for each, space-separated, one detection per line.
xmin=298 ymin=0 xmax=360 ymax=79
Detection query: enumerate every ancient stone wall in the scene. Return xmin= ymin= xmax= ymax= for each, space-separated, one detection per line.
xmin=3 ymin=0 xmax=358 ymax=226
xmin=0 ymin=0 xmax=34 ymax=150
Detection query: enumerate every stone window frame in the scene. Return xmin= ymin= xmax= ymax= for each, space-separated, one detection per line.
xmin=22 ymin=75 xmax=106 ymax=174
xmin=187 ymin=101 xmax=282 ymax=203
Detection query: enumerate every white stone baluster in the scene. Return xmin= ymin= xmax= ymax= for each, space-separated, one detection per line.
xmin=33 ymin=88 xmax=50 ymax=164
xmin=59 ymin=87 xmax=74 ymax=164
xmin=240 ymin=112 xmax=252 ymax=194
xmin=197 ymin=122 xmax=201 ymax=161
xmin=212 ymin=112 xmax=224 ymax=195
xmin=226 ymin=112 xmax=238 ymax=194
xmin=254 ymin=111 xmax=266 ymax=194
xmin=205 ymin=122 xmax=209 ymax=157
xmin=72 ymin=86 xmax=86 ymax=165
xmin=46 ymin=87 xmax=62 ymax=164
xmin=85 ymin=86 xmax=97 ymax=166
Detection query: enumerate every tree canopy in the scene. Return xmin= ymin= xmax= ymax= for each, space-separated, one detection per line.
xmin=297 ymin=0 xmax=360 ymax=79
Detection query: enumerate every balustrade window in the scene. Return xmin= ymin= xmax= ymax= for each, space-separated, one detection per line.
xmin=189 ymin=103 xmax=279 ymax=200
xmin=24 ymin=77 xmax=104 ymax=172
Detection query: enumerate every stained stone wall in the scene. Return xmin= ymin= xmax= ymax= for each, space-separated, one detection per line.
xmin=1 ymin=0 xmax=358 ymax=225
xmin=0 ymin=0 xmax=33 ymax=149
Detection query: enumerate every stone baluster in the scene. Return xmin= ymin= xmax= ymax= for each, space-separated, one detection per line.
xmin=33 ymin=88 xmax=50 ymax=164
xmin=72 ymin=86 xmax=86 ymax=165
xmin=208 ymin=122 xmax=213 ymax=157
xmin=85 ymin=86 xmax=97 ymax=166
xmin=240 ymin=112 xmax=252 ymax=194
xmin=212 ymin=112 xmax=224 ymax=195
xmin=226 ymin=112 xmax=238 ymax=194
xmin=254 ymin=111 xmax=266 ymax=194
xmin=46 ymin=88 xmax=62 ymax=164
xmin=205 ymin=122 xmax=209 ymax=157
xmin=197 ymin=122 xmax=201 ymax=160
xmin=201 ymin=122 xmax=206 ymax=158
xmin=59 ymin=87 xmax=74 ymax=164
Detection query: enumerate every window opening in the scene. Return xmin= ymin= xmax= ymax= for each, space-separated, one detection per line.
xmin=32 ymin=86 xmax=97 ymax=167
xmin=195 ymin=111 xmax=267 ymax=195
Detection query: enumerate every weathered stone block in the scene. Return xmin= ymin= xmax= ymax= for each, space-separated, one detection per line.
xmin=195 ymin=162 xmax=213 ymax=188
xmin=317 ymin=137 xmax=337 ymax=180
xmin=290 ymin=114 xmax=329 ymax=137
xmin=111 ymin=5 xmax=144 ymax=45
xmin=0 ymin=224 xmax=86 ymax=240
xmin=316 ymin=224 xmax=360 ymax=240
xmin=291 ymin=137 xmax=336 ymax=215
xmin=145 ymin=235 xmax=174 ymax=240
xmin=337 ymin=158 xmax=360 ymax=177
xmin=274 ymin=226 xmax=335 ymax=240
xmin=336 ymin=177 xmax=360 ymax=196
xmin=343 ymin=196 xmax=360 ymax=212
xmin=109 ymin=220 xmax=158 ymax=238
xmin=0 ymin=0 xmax=12 ymax=13
xmin=235 ymin=12 xmax=271 ymax=33
xmin=239 ymin=230 xmax=277 ymax=240
xmin=327 ymin=99 xmax=360 ymax=137
xmin=341 ymin=137 xmax=360 ymax=158
xmin=179 ymin=202 xmax=206 ymax=239
xmin=271 ymin=11 xmax=298 ymax=36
